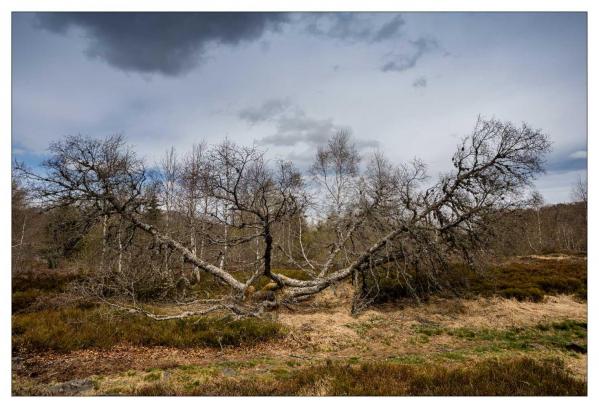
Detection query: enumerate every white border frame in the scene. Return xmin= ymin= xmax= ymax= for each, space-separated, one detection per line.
xmin=1 ymin=1 xmax=594 ymax=407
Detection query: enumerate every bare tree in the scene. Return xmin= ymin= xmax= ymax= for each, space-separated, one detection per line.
xmin=571 ymin=175 xmax=587 ymax=206
xmin=11 ymin=178 xmax=28 ymax=252
xmin=307 ymin=130 xmax=363 ymax=279
xmin=157 ymin=147 xmax=179 ymax=277
xmin=527 ymin=190 xmax=545 ymax=251
xmin=15 ymin=118 xmax=550 ymax=317
xmin=205 ymin=141 xmax=307 ymax=288
xmin=310 ymin=129 xmax=360 ymax=217
xmin=179 ymin=142 xmax=208 ymax=282
xmin=571 ymin=175 xmax=587 ymax=227
xmin=160 ymin=147 xmax=179 ymax=233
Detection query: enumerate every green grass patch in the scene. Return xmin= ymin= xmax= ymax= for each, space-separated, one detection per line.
xmin=413 ymin=323 xmax=444 ymax=336
xmin=143 ymin=372 xmax=161 ymax=382
xmin=411 ymin=319 xmax=587 ymax=354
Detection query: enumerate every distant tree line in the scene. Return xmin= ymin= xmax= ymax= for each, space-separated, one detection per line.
xmin=490 ymin=201 xmax=586 ymax=256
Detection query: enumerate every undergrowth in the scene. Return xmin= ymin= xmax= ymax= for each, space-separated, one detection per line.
xmin=372 ymin=256 xmax=586 ymax=304
xmin=12 ymin=306 xmax=284 ymax=352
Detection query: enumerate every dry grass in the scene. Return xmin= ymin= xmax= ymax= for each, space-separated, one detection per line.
xmin=15 ymin=355 xmax=584 ymax=396
xmin=278 ymin=293 xmax=587 ymax=381
xmin=13 ymin=293 xmax=586 ymax=390
xmin=280 ymin=293 xmax=586 ymax=343
xmin=121 ymin=357 xmax=585 ymax=396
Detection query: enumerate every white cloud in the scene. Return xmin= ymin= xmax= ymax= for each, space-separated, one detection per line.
xmin=569 ymin=150 xmax=587 ymax=159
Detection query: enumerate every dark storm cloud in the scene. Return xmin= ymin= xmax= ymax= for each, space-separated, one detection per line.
xmin=412 ymin=77 xmax=428 ymax=88
xmin=381 ymin=37 xmax=439 ymax=73
xmin=304 ymin=13 xmax=405 ymax=43
xmin=32 ymin=12 xmax=427 ymax=77
xmin=239 ymin=98 xmax=379 ymax=151
xmin=34 ymin=12 xmax=289 ymax=76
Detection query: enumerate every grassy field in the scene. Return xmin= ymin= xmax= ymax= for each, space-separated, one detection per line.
xmin=12 ymin=255 xmax=587 ymax=396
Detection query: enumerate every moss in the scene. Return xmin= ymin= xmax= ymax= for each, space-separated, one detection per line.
xmin=143 ymin=372 xmax=161 ymax=382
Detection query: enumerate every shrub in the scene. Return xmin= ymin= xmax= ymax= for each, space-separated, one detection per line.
xmin=134 ymin=383 xmax=178 ymax=396
xmin=12 ymin=306 xmax=284 ymax=352
xmin=12 ymin=289 xmax=45 ymax=313
xmin=403 ymin=358 xmax=585 ymax=396
xmin=370 ymin=256 xmax=586 ymax=304
xmin=12 ymin=270 xmax=80 ymax=293
xmin=499 ymin=287 xmax=544 ymax=302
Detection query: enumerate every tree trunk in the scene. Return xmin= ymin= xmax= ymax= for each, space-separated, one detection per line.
xmin=101 ymin=213 xmax=108 ymax=273
xmin=351 ymin=269 xmax=368 ymax=315
xmin=536 ymin=209 xmax=542 ymax=250
xmin=263 ymin=223 xmax=274 ymax=280
xmin=219 ymin=205 xmax=228 ymax=270
xmin=190 ymin=225 xmax=200 ymax=283
xmin=122 ymin=210 xmax=246 ymax=292
xmin=117 ymin=221 xmax=123 ymax=274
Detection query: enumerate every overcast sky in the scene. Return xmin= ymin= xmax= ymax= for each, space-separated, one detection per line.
xmin=12 ymin=12 xmax=587 ymax=203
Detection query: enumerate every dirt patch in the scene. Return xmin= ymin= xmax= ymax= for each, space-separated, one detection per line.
xmin=14 ymin=342 xmax=291 ymax=383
